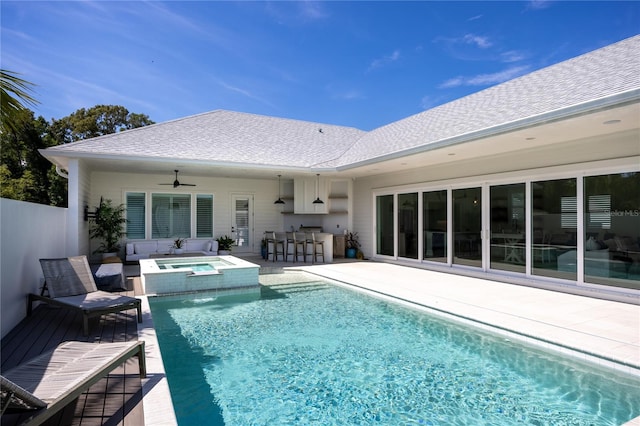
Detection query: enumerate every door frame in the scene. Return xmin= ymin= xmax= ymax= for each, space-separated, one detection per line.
xmin=230 ymin=193 xmax=254 ymax=254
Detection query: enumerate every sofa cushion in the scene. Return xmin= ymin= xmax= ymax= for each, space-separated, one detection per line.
xmin=135 ymin=241 xmax=158 ymax=255
xmin=156 ymin=240 xmax=173 ymax=254
xmin=126 ymin=243 xmax=134 ymax=255
xmin=185 ymin=240 xmax=210 ymax=252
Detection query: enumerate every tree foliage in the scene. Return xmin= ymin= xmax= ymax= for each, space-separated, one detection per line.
xmin=49 ymin=105 xmax=154 ymax=144
xmin=0 ymin=109 xmax=56 ymax=204
xmin=0 ymin=69 xmax=39 ymax=132
xmin=1 ymin=103 xmax=154 ymax=206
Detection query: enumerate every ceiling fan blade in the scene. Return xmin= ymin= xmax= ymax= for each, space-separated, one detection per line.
xmin=157 ymin=170 xmax=195 ymax=187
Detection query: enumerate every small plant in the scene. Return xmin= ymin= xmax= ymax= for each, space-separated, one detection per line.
xmin=345 ymin=231 xmax=360 ymax=249
xmin=172 ymin=238 xmax=186 ymax=249
xmin=216 ymin=235 xmax=235 ymax=251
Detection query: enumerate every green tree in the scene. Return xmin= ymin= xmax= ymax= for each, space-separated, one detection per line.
xmin=0 ymin=109 xmax=55 ymax=204
xmin=0 ymin=69 xmax=39 ymax=132
xmin=1 ymin=104 xmax=154 ymax=207
xmin=50 ymin=104 xmax=154 ymax=144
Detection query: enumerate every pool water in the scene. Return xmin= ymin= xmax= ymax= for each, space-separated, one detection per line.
xmin=149 ymin=272 xmax=640 ymax=425
xmin=158 ymin=263 xmax=216 ymax=272
xmin=156 ymin=258 xmax=234 ymax=272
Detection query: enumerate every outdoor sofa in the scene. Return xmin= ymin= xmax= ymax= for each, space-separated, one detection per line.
xmin=125 ymin=239 xmax=218 ymax=262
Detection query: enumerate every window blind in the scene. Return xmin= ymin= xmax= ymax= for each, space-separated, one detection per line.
xmin=196 ymin=195 xmax=213 ymax=238
xmin=126 ymin=192 xmax=146 ymax=239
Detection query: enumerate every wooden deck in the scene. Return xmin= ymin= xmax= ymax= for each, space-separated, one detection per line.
xmin=1 ymin=280 xmax=144 ymax=426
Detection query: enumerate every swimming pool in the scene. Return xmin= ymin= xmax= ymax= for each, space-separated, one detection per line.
xmin=149 ymin=272 xmax=640 ymax=425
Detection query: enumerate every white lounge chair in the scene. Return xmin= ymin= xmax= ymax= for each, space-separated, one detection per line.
xmin=1 ymin=341 xmax=146 ymax=425
xmin=28 ymin=256 xmax=142 ymax=335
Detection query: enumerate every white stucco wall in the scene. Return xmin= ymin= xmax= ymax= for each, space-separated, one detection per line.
xmin=88 ymin=171 xmax=289 ymax=255
xmin=0 ymin=198 xmax=67 ymax=338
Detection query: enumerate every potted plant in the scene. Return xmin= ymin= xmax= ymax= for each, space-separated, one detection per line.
xmin=216 ymin=235 xmax=234 ymax=255
xmin=345 ymin=230 xmax=360 ymax=259
xmin=89 ymin=198 xmax=127 ymax=259
xmin=172 ymin=237 xmax=186 ymax=254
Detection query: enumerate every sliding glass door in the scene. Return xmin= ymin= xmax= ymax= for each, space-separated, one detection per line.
xmin=490 ymin=183 xmax=526 ymax=273
xmin=398 ymin=193 xmax=418 ymax=259
xmin=376 ymin=195 xmax=394 ymax=256
xmin=453 ymin=187 xmax=482 ymax=267
xmin=531 ymin=178 xmax=577 ymax=280
xmin=423 ymin=190 xmax=447 ymax=263
xmin=373 ymin=168 xmax=638 ymax=292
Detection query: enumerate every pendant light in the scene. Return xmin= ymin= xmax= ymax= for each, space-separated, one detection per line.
xmin=274 ymin=174 xmax=285 ymax=204
xmin=312 ymin=173 xmax=324 ymax=204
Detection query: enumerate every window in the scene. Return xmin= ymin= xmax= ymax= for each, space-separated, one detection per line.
xmin=126 ymin=192 xmax=145 ymax=239
xmin=196 ymin=195 xmax=214 ymax=238
xmin=152 ymin=194 xmax=191 ymax=239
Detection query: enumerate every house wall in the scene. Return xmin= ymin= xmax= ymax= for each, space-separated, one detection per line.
xmin=0 ymin=198 xmax=67 ymax=338
xmin=85 ymin=172 xmax=354 ymax=258
xmin=88 ymin=171 xmax=289 ymax=257
xmin=352 ymin=130 xmax=640 ymax=260
xmin=350 ymin=129 xmax=640 ymax=300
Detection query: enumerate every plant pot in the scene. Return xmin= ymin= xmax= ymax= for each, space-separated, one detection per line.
xmin=174 ymin=248 xmax=184 ymax=255
xmin=346 ymin=248 xmax=357 ymax=258
xmin=102 ymin=252 xmax=118 ymax=260
xmin=219 ymin=250 xmax=230 ymax=255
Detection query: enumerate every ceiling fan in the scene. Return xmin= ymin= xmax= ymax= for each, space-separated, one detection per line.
xmin=159 ymin=170 xmax=196 ymax=188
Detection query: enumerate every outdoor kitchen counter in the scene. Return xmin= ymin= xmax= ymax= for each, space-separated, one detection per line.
xmin=310 ymin=232 xmax=333 ymax=263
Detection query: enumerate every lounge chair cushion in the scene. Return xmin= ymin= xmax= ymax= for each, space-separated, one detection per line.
xmin=0 ymin=341 xmax=146 ymax=420
xmin=39 ymin=256 xmax=98 ymax=298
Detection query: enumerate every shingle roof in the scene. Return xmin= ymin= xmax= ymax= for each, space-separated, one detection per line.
xmin=43 ymin=35 xmax=639 ymax=171
xmin=44 ymin=110 xmax=366 ymax=169
xmin=327 ymin=34 xmax=640 ymax=168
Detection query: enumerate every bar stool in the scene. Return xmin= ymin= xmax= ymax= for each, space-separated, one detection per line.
xmin=310 ymin=232 xmax=325 ymax=263
xmin=265 ymin=232 xmax=276 ymax=261
xmin=273 ymin=232 xmax=286 ymax=262
xmin=285 ymin=232 xmax=295 ymax=262
xmin=294 ymin=232 xmax=307 ymax=262
xmin=304 ymin=233 xmax=315 ymax=263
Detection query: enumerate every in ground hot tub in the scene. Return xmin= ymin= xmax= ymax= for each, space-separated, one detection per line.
xmin=139 ymin=256 xmax=259 ymax=295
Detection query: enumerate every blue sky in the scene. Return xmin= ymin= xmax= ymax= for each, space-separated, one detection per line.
xmin=2 ymin=1 xmax=639 ymax=130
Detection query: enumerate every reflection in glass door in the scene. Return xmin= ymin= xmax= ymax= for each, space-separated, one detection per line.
xmin=376 ymin=195 xmax=394 ymax=256
xmin=423 ymin=190 xmax=447 ymax=262
xmin=398 ymin=193 xmax=418 ymax=259
xmin=231 ymin=195 xmax=252 ymax=253
xmin=490 ymin=184 xmax=526 ymax=273
xmin=453 ymin=188 xmax=482 ymax=267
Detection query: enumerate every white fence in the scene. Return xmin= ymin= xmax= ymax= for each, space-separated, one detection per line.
xmin=0 ymin=198 xmax=68 ymax=338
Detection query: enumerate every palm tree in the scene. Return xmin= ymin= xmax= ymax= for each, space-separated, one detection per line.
xmin=0 ymin=69 xmax=39 ymax=131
